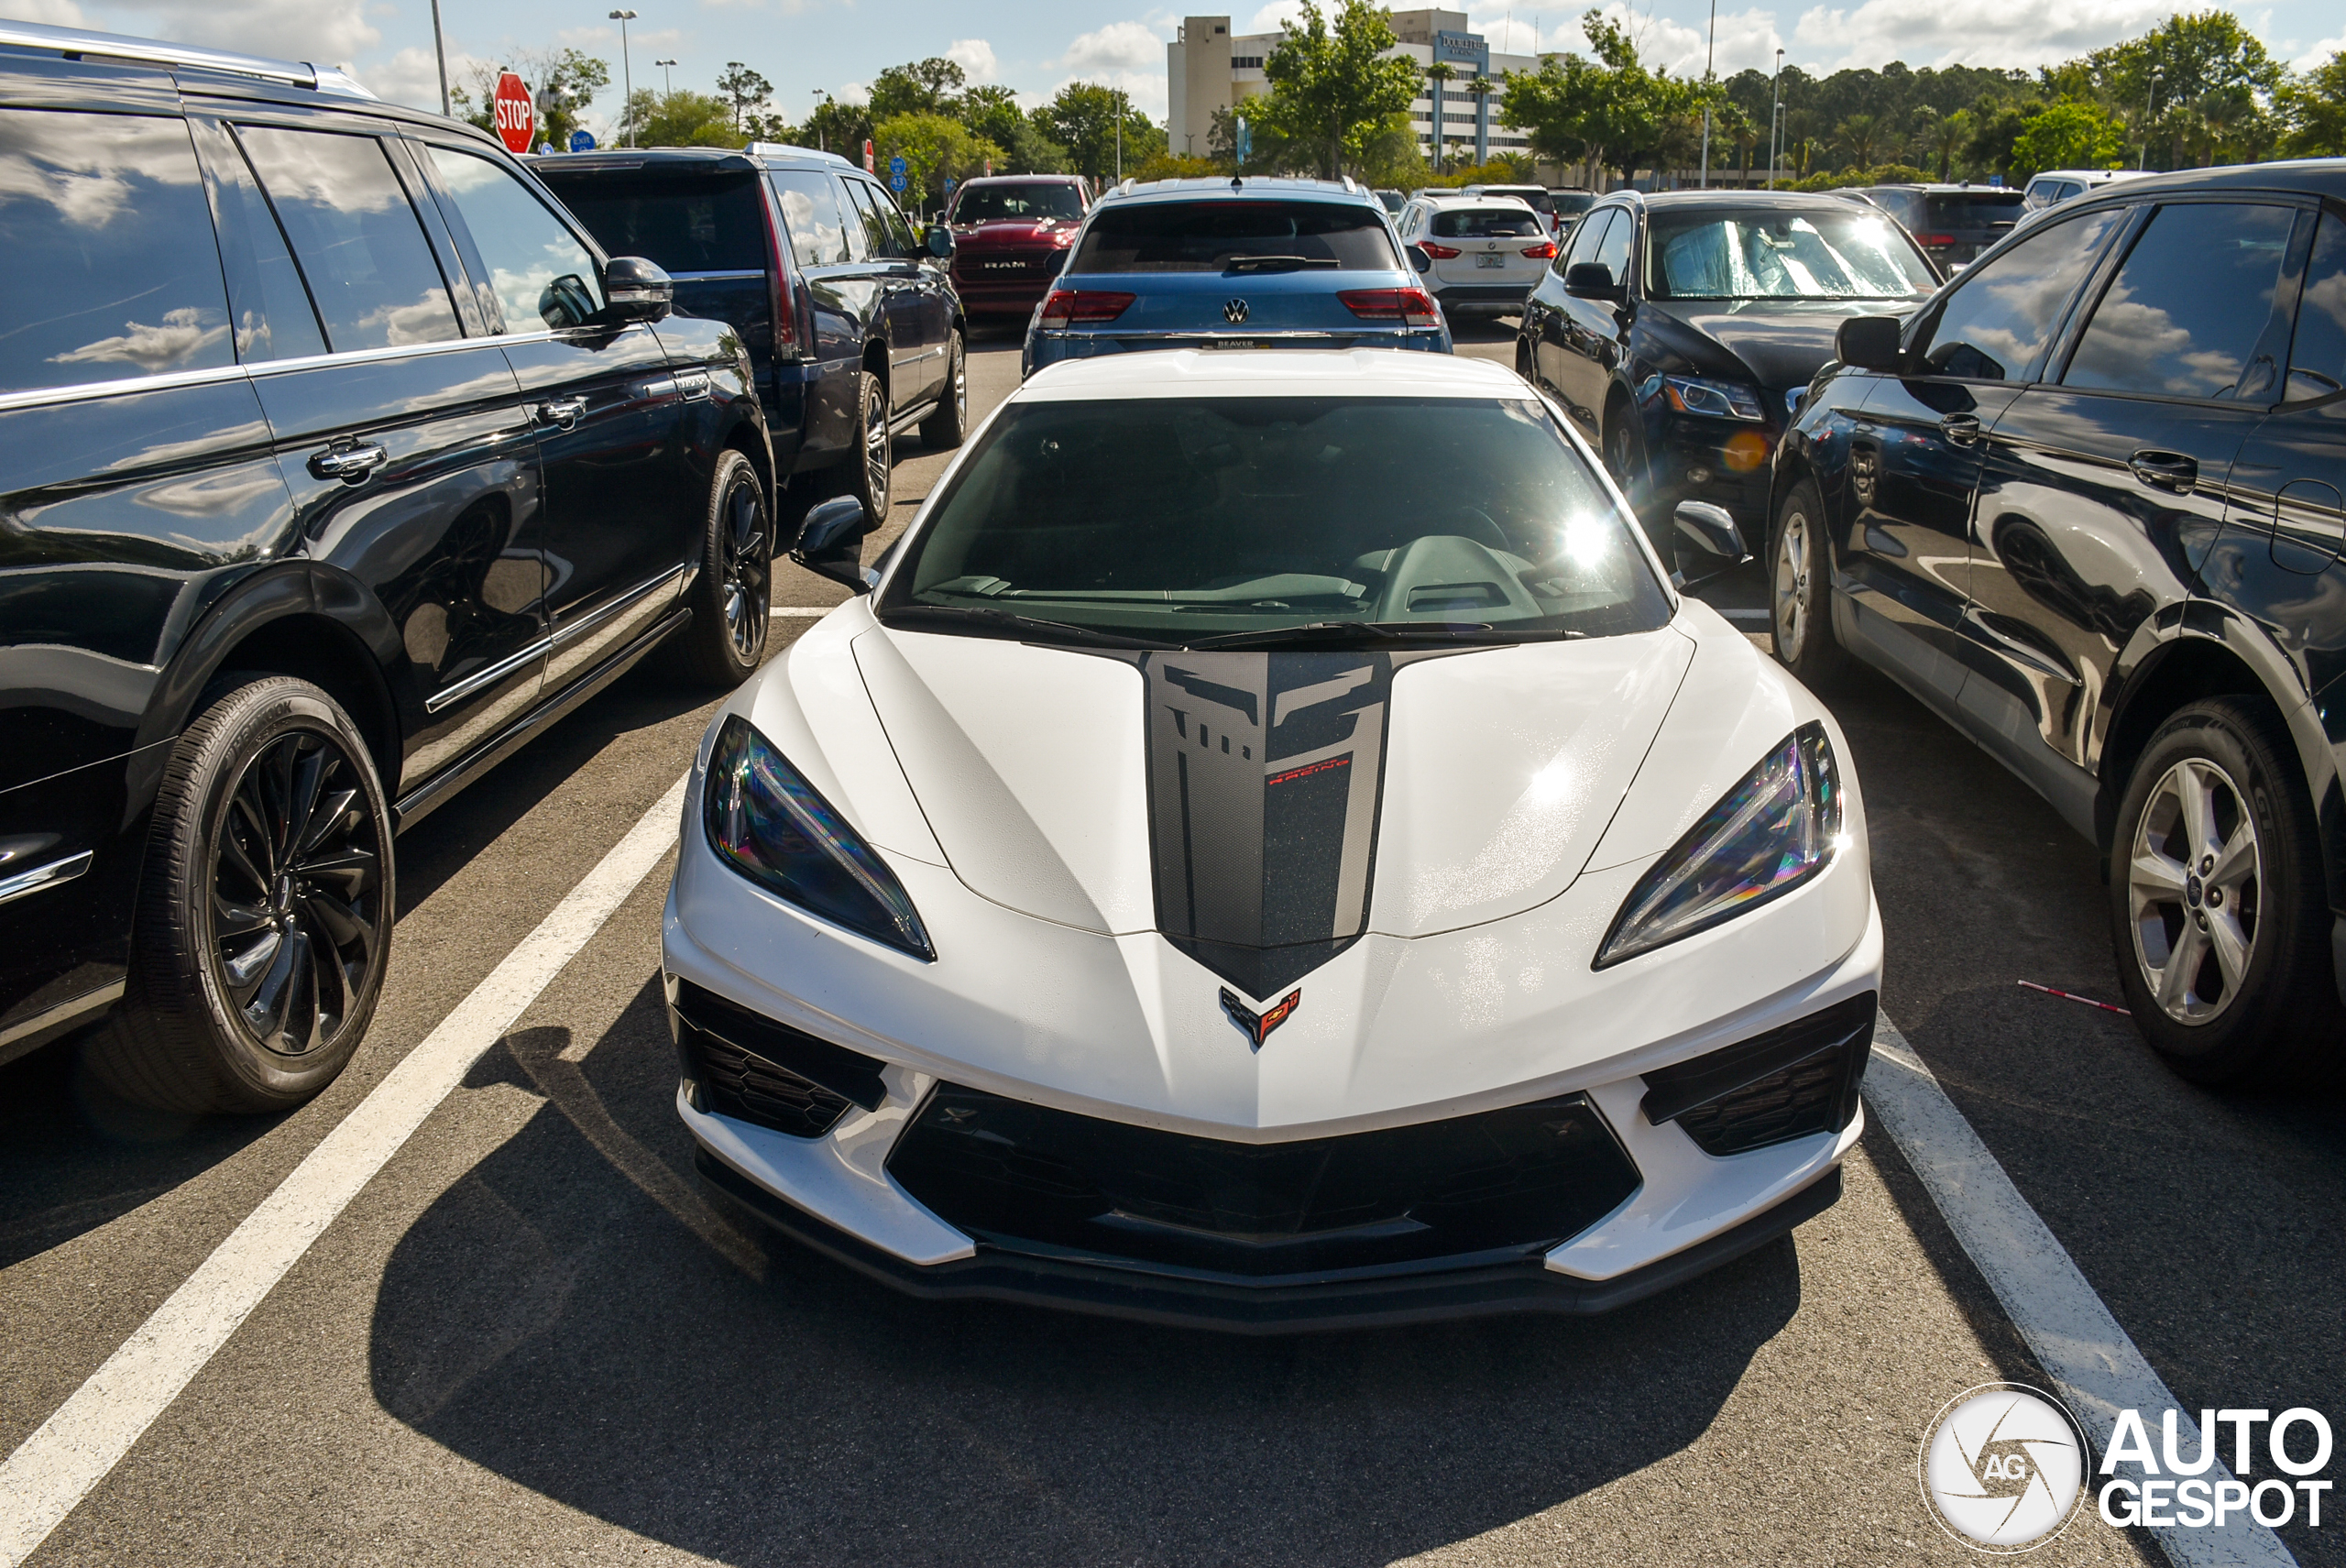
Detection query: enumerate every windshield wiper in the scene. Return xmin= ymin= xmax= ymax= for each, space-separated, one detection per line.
xmin=1224 ymin=255 xmax=1341 ymax=273
xmin=1182 ymin=620 xmax=1575 ymax=651
xmin=882 ymin=604 xmax=1172 ymax=650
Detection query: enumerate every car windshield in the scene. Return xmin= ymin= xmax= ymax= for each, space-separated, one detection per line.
xmin=878 ymin=396 xmax=1671 ymax=648
xmin=952 ymin=182 xmax=1085 ymax=222
xmin=1068 ymin=201 xmax=1401 ymax=273
xmin=1647 ymin=209 xmax=1937 ymax=301
xmin=1432 ymin=206 xmax=1543 ymax=238
xmin=536 ymin=172 xmax=766 ymax=272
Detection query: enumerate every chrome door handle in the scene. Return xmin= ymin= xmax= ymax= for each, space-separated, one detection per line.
xmin=1939 ymin=413 xmax=1980 ymax=445
xmin=308 ymin=442 xmax=387 ymax=484
xmin=537 ymin=397 xmax=586 ymax=430
xmin=2129 ymin=450 xmax=2198 ymax=494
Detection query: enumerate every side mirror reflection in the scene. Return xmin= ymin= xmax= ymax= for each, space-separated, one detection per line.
xmin=794 ymin=496 xmax=872 ymax=594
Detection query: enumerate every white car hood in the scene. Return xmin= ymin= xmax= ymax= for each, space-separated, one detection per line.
xmin=842 ymin=621 xmax=1694 ymax=992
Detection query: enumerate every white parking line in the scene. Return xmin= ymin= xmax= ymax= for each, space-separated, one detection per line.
xmin=771 ymin=606 xmax=830 ymax=618
xmin=1866 ymin=1019 xmax=2295 ymax=1567
xmin=0 ymin=773 xmax=691 ymax=1568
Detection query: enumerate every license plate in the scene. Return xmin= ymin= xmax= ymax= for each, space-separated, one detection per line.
xmin=1475 ymin=252 xmax=1505 ymax=269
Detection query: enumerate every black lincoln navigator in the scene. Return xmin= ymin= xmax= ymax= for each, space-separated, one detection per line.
xmin=0 ymin=21 xmax=776 ymax=1113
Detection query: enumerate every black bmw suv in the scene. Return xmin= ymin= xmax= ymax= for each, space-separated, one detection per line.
xmin=1773 ymin=159 xmax=2346 ymax=1085
xmin=534 ymin=145 xmax=968 ymax=522
xmin=0 ymin=23 xmax=776 ymax=1112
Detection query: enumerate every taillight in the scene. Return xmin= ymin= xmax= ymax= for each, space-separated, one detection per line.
xmin=1339 ymin=288 xmax=1440 ymax=328
xmin=762 ymin=205 xmax=798 ymax=360
xmin=1913 ymin=233 xmax=1955 ymax=247
xmin=1420 ymin=239 xmax=1463 ymax=258
xmin=1038 ymin=290 xmax=1135 ymax=326
xmin=1521 ymin=240 xmax=1558 ymax=259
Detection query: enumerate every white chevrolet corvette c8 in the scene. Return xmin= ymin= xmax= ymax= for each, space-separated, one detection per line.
xmin=663 ymin=348 xmax=1882 ymax=1332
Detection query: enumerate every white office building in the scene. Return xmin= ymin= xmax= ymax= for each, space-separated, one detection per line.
xmin=1168 ymin=10 xmax=1539 ymax=170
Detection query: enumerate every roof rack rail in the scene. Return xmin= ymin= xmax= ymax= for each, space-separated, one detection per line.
xmin=0 ymin=18 xmax=377 ymax=99
xmin=742 ymin=140 xmax=851 ymax=167
xmin=1116 ymin=176 xmax=1137 ymax=194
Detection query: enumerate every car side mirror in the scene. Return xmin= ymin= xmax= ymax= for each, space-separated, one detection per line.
xmin=1406 ymin=243 xmax=1432 ymax=274
xmin=926 ymin=224 xmax=954 ymax=259
xmin=602 ymin=256 xmax=673 ymax=323
xmin=794 ymin=496 xmax=872 ymax=594
xmin=1836 ymin=314 xmax=1903 ymax=373
xmin=1672 ymin=501 xmax=1749 ymax=588
xmin=1565 ymin=262 xmax=1622 ymax=301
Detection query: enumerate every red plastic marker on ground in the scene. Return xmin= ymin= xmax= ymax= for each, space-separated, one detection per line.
xmin=2017 ymin=980 xmax=2132 ymax=1016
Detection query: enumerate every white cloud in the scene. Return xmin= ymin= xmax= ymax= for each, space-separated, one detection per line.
xmin=1535 ymin=5 xmax=1783 ymax=76
xmin=2296 ymin=28 xmax=2346 ymax=67
xmin=80 ymin=0 xmax=378 ymax=66
xmin=946 ymin=38 xmax=998 ymax=83
xmin=9 ymin=0 xmax=86 ymax=24
xmin=1790 ymin=0 xmax=2174 ymax=70
xmin=1245 ymin=2 xmax=1304 ymax=31
xmin=1056 ymin=19 xmax=1168 ymax=75
xmin=367 ymin=43 xmax=490 ymax=111
xmin=834 ymin=79 xmax=871 ymax=105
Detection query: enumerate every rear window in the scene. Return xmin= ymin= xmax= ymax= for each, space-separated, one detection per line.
xmin=1922 ymin=192 xmax=2024 ymax=229
xmin=1432 ymin=206 xmax=1543 ymax=239
xmin=1477 ymin=187 xmax=1555 ymax=214
xmin=952 ymin=182 xmax=1085 ymax=222
xmin=1552 ymin=192 xmax=1596 ymax=216
xmin=536 ymin=172 xmax=766 ymax=273
xmin=1069 ymin=201 xmax=1401 ymax=274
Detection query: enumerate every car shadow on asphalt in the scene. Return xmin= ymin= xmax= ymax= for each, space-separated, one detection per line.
xmin=368 ymin=980 xmax=1803 ymax=1566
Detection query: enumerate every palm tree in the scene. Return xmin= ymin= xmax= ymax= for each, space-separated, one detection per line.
xmin=1716 ymin=101 xmax=1759 ymax=185
xmin=1425 ymin=60 xmax=1454 ymax=171
xmin=1465 ymin=73 xmax=1497 ymax=167
xmin=1837 ymin=113 xmax=1880 ymax=174
xmin=1917 ymin=106 xmax=1970 ymax=181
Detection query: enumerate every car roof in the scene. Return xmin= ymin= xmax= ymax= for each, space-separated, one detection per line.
xmin=956 ymin=173 xmax=1086 ymax=185
xmin=1093 ymin=176 xmax=1377 ymax=209
xmin=1019 ymin=347 xmax=1527 ymax=401
xmin=2030 ymin=158 xmax=2346 ymax=208
xmin=1618 ymin=190 xmax=1892 ymax=214
xmin=1416 ymin=192 xmax=1533 ymax=208
xmin=534 ymin=142 xmax=855 ymax=177
xmin=1864 ymin=182 xmax=2024 ymax=195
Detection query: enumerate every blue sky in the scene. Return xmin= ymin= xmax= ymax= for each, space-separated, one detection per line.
xmin=24 ymin=0 xmax=2346 ymax=139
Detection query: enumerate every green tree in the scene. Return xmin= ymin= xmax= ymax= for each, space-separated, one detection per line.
xmin=2280 ymin=50 xmax=2346 ymax=157
xmin=869 ymin=58 xmax=967 ymax=123
xmin=1209 ymin=103 xmax=1295 ymax=174
xmin=1037 ymin=82 xmax=1163 ymax=181
xmin=1500 ymin=11 xmax=1705 ymax=187
xmin=1424 ymin=60 xmax=1455 ymax=170
xmin=1913 ymin=105 xmax=1971 ymax=181
xmin=1258 ymin=0 xmax=1423 ymax=178
xmin=796 ymin=95 xmax=872 ymax=159
xmin=1714 ymin=99 xmax=1759 ymax=184
xmin=873 ymin=112 xmax=1006 ymax=214
xmin=715 ymin=61 xmax=773 ymax=135
xmin=1836 ymin=111 xmax=1880 ymax=169
xmin=453 ymin=48 xmax=608 ymax=150
xmin=963 ymin=84 xmax=1071 ymax=172
xmin=2010 ymin=100 xmax=2124 ymax=177
xmin=621 ymin=89 xmax=737 ymax=148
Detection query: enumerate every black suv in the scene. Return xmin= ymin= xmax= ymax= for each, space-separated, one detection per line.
xmin=0 ymin=23 xmax=776 ymax=1111
xmin=534 ymin=146 xmax=967 ymax=522
xmin=1858 ymin=183 xmax=2025 ymax=271
xmin=1773 ymin=160 xmax=2346 ymax=1085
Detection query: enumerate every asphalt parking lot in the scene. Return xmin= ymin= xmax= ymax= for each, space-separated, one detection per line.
xmin=2 ymin=319 xmax=2338 ymax=1567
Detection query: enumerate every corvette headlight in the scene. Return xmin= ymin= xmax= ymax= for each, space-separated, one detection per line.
xmin=1595 ymin=722 xmax=1844 ymax=968
xmin=704 ymin=715 xmax=935 ymax=960
xmin=1662 ymin=374 xmax=1765 ymax=422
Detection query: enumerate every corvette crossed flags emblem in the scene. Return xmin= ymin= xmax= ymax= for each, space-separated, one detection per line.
xmin=1220 ymin=987 xmax=1300 ymax=1049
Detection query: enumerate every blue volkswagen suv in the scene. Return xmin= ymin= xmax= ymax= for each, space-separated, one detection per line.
xmin=1022 ymin=177 xmax=1451 ymax=377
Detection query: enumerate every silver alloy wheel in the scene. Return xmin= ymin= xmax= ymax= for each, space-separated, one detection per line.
xmin=951 ymin=335 xmax=967 ymax=422
xmin=1775 ymin=505 xmax=1812 ymax=652
xmin=863 ymin=376 xmax=891 ymax=513
xmin=2128 ymin=757 xmax=2263 ymax=1024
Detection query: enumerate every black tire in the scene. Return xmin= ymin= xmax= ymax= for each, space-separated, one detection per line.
xmin=2107 ymin=698 xmax=2343 ymax=1087
xmin=673 ymin=448 xmax=771 ymax=686
xmin=84 ymin=676 xmax=393 ymax=1113
xmin=918 ymin=329 xmax=968 ymax=450
xmin=1604 ymin=397 xmax=1661 ymax=554
xmin=1768 ymin=478 xmax=1846 ymax=686
xmin=844 ymin=365 xmax=892 ymax=522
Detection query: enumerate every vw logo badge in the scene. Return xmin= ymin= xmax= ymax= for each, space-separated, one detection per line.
xmin=1223 ymin=298 xmax=1250 ymax=324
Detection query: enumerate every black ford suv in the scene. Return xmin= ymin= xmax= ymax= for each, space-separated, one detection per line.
xmin=1774 ymin=160 xmax=2346 ymax=1085
xmin=534 ymin=145 xmax=967 ymax=522
xmin=0 ymin=23 xmax=776 ymax=1111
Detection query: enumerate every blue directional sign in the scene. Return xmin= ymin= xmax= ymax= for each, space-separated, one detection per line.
xmin=569 ymin=128 xmax=596 ymax=152
xmin=888 ymin=154 xmax=908 ymax=193
xmin=944 ymin=176 xmax=958 ymax=193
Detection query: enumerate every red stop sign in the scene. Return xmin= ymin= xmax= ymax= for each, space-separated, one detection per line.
xmin=492 ymin=71 xmax=534 ymax=154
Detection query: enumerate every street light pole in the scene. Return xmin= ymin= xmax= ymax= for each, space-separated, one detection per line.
xmin=2140 ymin=72 xmax=2160 ymax=170
xmin=1767 ymin=47 xmax=1784 ymax=190
xmin=608 ymin=10 xmax=636 ymax=148
xmin=1698 ymin=0 xmax=1716 ymax=187
xmin=428 ymin=0 xmax=449 ymax=116
xmin=655 ymin=58 xmax=675 ymax=95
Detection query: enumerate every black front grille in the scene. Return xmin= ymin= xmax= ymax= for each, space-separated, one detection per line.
xmin=669 ymin=981 xmax=888 ymax=1141
xmin=887 ymin=1089 xmax=1641 ymax=1281
xmin=1640 ymin=992 xmax=1875 ymax=1157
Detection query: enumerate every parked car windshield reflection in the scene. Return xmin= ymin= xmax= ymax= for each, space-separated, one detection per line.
xmin=882 ymin=396 xmax=1670 ymax=647
xmin=1648 ymin=210 xmax=1936 ymax=301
